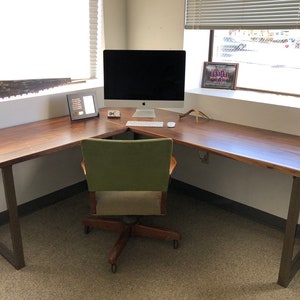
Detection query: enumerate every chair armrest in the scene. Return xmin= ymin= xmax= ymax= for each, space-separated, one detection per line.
xmin=169 ymin=156 xmax=177 ymax=175
xmin=81 ymin=161 xmax=87 ymax=175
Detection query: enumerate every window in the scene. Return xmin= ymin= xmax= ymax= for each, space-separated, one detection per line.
xmin=0 ymin=0 xmax=102 ymax=98
xmin=212 ymin=29 xmax=300 ymax=96
xmin=185 ymin=0 xmax=300 ymax=97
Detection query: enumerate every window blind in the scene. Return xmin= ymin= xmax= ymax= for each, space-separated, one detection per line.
xmin=185 ymin=0 xmax=300 ymax=30
xmin=0 ymin=0 xmax=102 ymax=81
xmin=90 ymin=0 xmax=100 ymax=79
xmin=0 ymin=0 xmax=103 ymax=98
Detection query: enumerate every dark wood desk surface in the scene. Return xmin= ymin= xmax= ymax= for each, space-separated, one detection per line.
xmin=1 ymin=107 xmax=300 ymax=287
xmin=2 ymin=107 xmax=300 ymax=177
xmin=101 ymin=107 xmax=300 ymax=178
xmin=0 ymin=115 xmax=127 ymax=167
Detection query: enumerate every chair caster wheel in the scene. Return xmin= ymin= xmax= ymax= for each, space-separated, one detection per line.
xmin=111 ymin=263 xmax=117 ymax=273
xmin=84 ymin=225 xmax=90 ymax=234
xmin=173 ymin=240 xmax=179 ymax=249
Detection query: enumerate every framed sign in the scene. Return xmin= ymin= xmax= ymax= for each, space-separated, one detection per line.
xmin=67 ymin=92 xmax=99 ymax=121
xmin=202 ymin=62 xmax=239 ymax=90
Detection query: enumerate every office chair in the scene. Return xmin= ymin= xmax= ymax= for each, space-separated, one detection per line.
xmin=80 ymin=137 xmax=181 ymax=272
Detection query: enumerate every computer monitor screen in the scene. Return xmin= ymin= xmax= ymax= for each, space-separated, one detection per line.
xmin=103 ymin=50 xmax=186 ymax=116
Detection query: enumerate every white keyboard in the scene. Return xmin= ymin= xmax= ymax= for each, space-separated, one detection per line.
xmin=126 ymin=121 xmax=164 ymax=127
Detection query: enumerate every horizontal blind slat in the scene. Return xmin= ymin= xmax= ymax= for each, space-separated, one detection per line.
xmin=185 ymin=0 xmax=300 ymax=29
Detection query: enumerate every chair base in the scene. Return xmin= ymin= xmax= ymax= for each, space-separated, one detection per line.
xmin=82 ymin=216 xmax=181 ymax=272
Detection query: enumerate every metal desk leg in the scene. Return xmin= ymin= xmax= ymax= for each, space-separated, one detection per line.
xmin=278 ymin=176 xmax=300 ymax=287
xmin=0 ymin=166 xmax=25 ymax=269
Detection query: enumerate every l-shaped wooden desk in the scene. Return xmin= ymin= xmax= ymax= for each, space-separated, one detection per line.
xmin=1 ymin=107 xmax=300 ymax=287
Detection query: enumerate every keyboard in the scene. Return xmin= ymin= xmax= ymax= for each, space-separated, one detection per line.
xmin=126 ymin=121 xmax=164 ymax=127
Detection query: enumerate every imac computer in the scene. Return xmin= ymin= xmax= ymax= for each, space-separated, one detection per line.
xmin=103 ymin=49 xmax=186 ymax=118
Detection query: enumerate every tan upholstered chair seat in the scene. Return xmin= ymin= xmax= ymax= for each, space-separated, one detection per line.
xmin=95 ymin=191 xmax=162 ymax=215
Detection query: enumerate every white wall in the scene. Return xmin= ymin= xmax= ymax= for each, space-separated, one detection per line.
xmin=1 ymin=0 xmax=299 ymax=223
xmin=103 ymin=0 xmax=127 ymax=49
xmin=0 ymin=85 xmax=103 ymax=212
xmin=127 ymin=0 xmax=184 ymax=49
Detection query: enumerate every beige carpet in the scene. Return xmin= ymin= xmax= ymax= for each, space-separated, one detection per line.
xmin=1 ymin=189 xmax=300 ymax=300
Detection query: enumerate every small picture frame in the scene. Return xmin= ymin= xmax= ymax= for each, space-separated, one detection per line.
xmin=67 ymin=92 xmax=99 ymax=121
xmin=202 ymin=62 xmax=239 ymax=90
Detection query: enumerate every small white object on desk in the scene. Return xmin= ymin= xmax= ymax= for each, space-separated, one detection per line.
xmin=167 ymin=122 xmax=176 ymax=128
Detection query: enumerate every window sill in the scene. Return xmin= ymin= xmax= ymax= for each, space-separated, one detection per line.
xmin=186 ymin=87 xmax=300 ymax=109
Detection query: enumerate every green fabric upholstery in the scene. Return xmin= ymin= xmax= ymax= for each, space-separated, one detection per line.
xmin=81 ymin=138 xmax=173 ymax=192
xmin=81 ymin=138 xmax=173 ymax=216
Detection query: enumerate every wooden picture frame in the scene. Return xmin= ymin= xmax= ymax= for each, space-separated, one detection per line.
xmin=67 ymin=92 xmax=99 ymax=121
xmin=202 ymin=62 xmax=239 ymax=90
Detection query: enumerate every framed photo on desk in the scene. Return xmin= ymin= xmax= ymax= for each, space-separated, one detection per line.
xmin=67 ymin=92 xmax=99 ymax=121
xmin=202 ymin=62 xmax=238 ymax=90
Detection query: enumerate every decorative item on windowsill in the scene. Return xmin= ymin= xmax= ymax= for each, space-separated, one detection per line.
xmin=0 ymin=78 xmax=72 ymax=99
xmin=202 ymin=62 xmax=239 ymax=90
xmin=179 ymin=109 xmax=209 ymax=123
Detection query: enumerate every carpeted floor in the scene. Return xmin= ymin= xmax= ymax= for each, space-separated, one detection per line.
xmin=1 ymin=189 xmax=300 ymax=299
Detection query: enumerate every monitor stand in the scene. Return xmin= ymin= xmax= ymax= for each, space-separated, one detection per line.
xmin=132 ymin=108 xmax=156 ymax=118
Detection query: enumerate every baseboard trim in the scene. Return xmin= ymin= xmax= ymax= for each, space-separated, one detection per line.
xmin=1 ymin=179 xmax=297 ymax=237
xmin=0 ymin=181 xmax=87 ymax=226
xmin=170 ymin=179 xmax=299 ymax=237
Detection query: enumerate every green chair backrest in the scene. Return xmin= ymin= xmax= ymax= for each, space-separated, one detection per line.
xmin=81 ymin=138 xmax=173 ymax=192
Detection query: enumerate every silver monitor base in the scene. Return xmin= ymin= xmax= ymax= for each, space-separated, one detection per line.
xmin=132 ymin=109 xmax=156 ymax=118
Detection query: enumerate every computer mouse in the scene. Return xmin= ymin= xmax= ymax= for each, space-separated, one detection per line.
xmin=167 ymin=121 xmax=176 ymax=128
